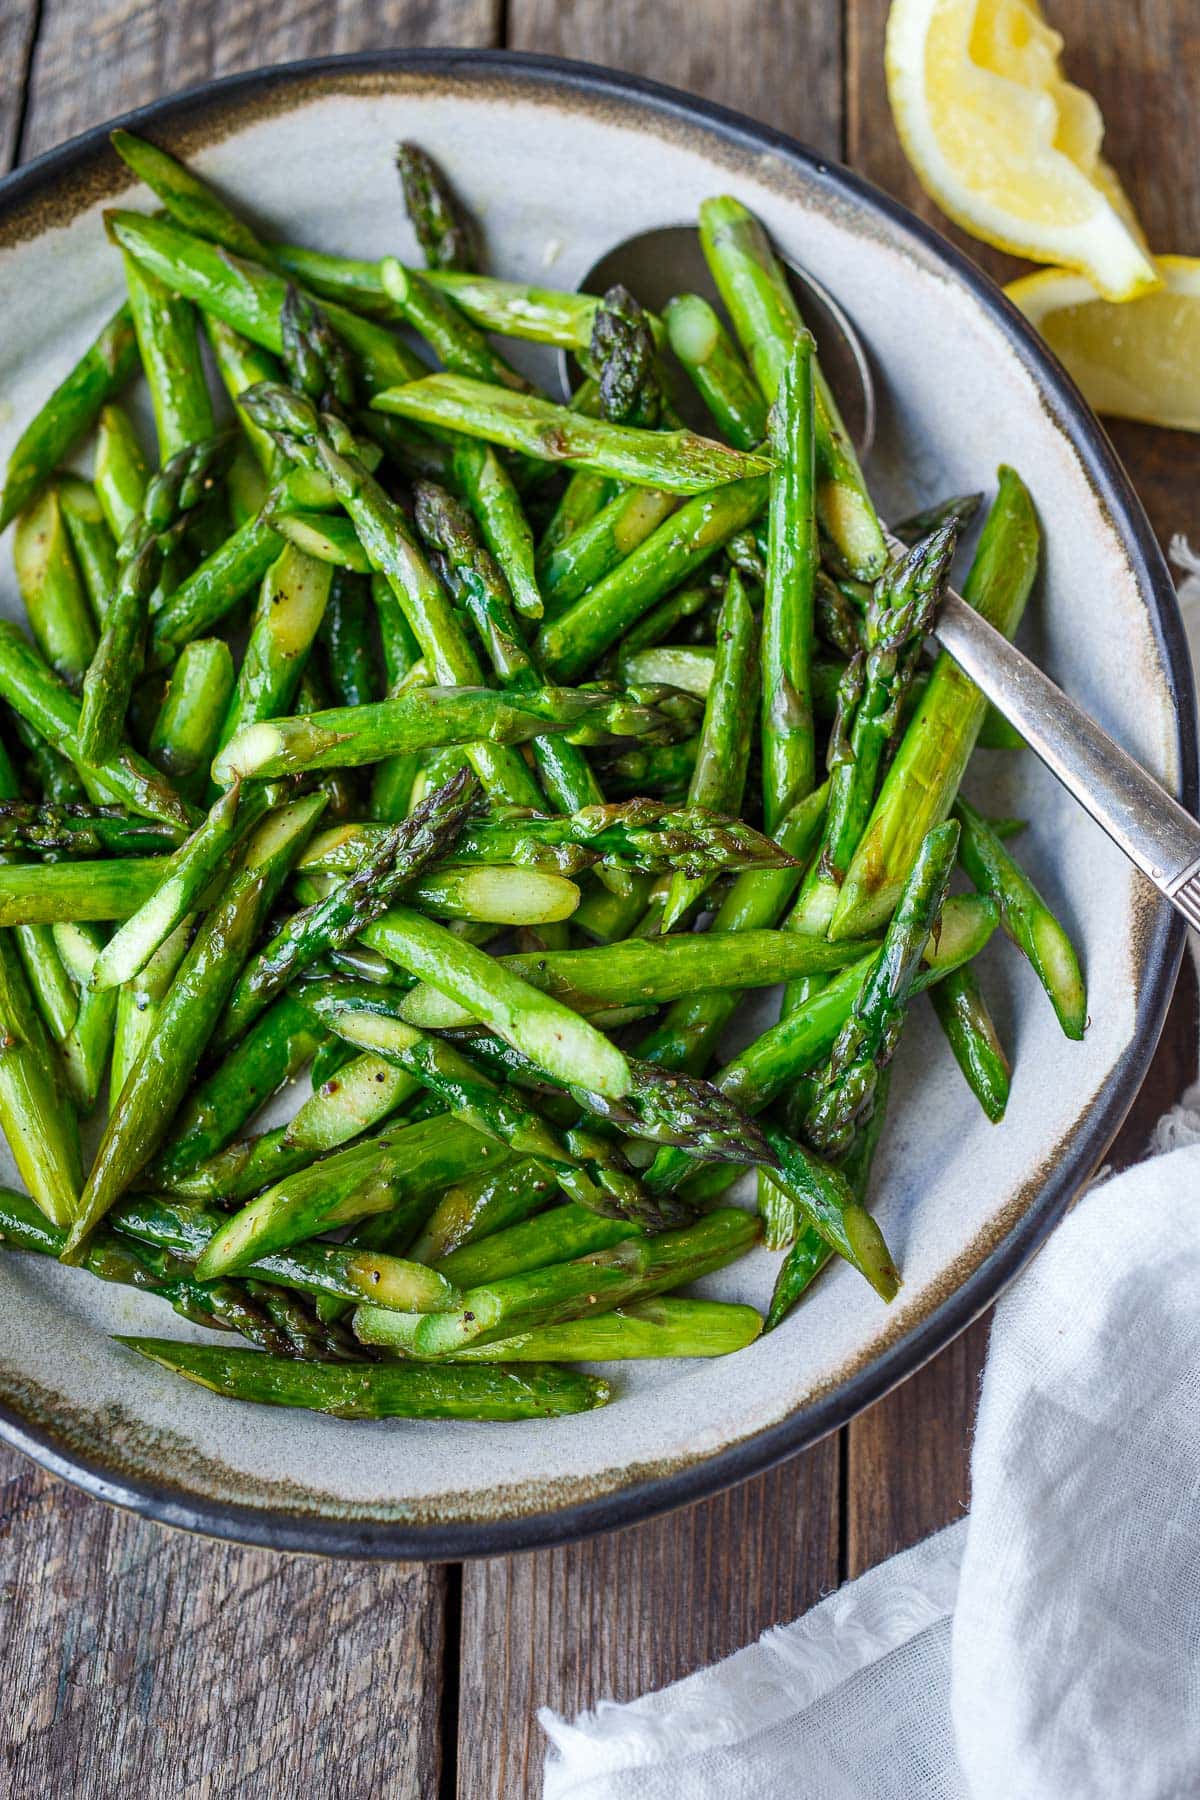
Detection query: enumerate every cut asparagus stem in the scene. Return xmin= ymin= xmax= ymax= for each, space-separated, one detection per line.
xmin=359 ymin=1295 xmax=763 ymax=1360
xmin=372 ymin=374 xmax=771 ymax=493
xmin=64 ymin=793 xmax=328 ymax=1259
xmin=761 ymin=335 xmax=818 ymax=830
xmin=698 ymin=194 xmax=886 ymax=579
xmin=14 ymin=486 xmax=98 ymax=686
xmin=193 ymin=1114 xmax=503 ymax=1277
xmin=664 ymin=293 xmax=768 ymax=449
xmin=930 ymin=964 xmax=1012 ymax=1122
xmin=396 ymin=928 xmax=872 ymax=1029
xmin=953 ymin=796 xmax=1086 ymax=1040
xmin=380 ymin=1209 xmax=759 ymax=1359
xmin=0 ymin=934 xmax=82 ymax=1226
xmin=359 ymin=904 xmax=632 ymax=1099
xmin=536 ymin=478 xmax=767 ymax=680
xmin=120 ymin=1338 xmax=611 ymax=1419
xmin=0 ymin=307 xmax=140 ymax=532
xmin=831 ymin=468 xmax=1040 ymax=938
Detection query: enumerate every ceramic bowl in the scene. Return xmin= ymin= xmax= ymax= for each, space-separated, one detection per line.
xmin=0 ymin=50 xmax=1191 ymax=1557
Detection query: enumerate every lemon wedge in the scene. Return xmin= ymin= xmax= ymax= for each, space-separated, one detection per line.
xmin=1007 ymin=259 xmax=1200 ymax=431
xmin=886 ymin=0 xmax=1159 ymax=301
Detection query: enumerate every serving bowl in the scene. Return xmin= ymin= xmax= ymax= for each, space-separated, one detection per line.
xmin=0 ymin=49 xmax=1190 ymax=1558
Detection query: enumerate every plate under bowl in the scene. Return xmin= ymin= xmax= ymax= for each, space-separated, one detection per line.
xmin=0 ymin=50 xmax=1191 ymax=1558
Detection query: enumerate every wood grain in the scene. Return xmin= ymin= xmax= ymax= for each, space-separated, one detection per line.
xmin=20 ymin=0 xmax=502 ymax=162
xmin=0 ymin=1453 xmax=446 ymax=1797
xmin=458 ymin=1452 xmax=840 ymax=1800
xmin=507 ymin=0 xmax=843 ymax=159
xmin=0 ymin=2 xmax=38 ymax=174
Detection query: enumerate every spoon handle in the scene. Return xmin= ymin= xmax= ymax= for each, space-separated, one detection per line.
xmin=934 ymin=590 xmax=1200 ymax=928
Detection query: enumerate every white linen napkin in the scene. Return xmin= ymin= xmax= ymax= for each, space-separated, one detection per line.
xmin=542 ymin=1143 xmax=1200 ymax=1799
xmin=540 ymin=556 xmax=1200 ymax=1800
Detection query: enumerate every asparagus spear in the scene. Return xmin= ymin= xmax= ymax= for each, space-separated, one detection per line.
xmin=194 ymin=1114 xmax=502 ymax=1277
xmin=590 ymin=284 xmax=663 ymax=426
xmin=785 ymin=523 xmax=958 ymax=950
xmin=216 ymin=543 xmax=334 ymax=753
xmin=14 ymin=486 xmax=98 ymax=685
xmin=78 ymin=431 xmax=236 ymax=766
xmin=279 ymin=283 xmax=356 ymax=417
xmin=383 ymin=1208 xmax=759 ymax=1357
xmin=64 ymin=793 xmax=327 ymax=1258
xmin=106 ymin=210 xmax=426 ymax=396
xmin=362 ymin=1295 xmax=763 ymax=1361
xmin=93 ymin=402 xmax=150 ymax=539
xmin=268 ymin=509 xmax=370 ymax=571
xmin=953 ymin=796 xmax=1086 ymax=1039
xmin=151 ymin=992 xmax=324 ymax=1180
xmin=355 ymin=904 xmax=632 ymax=1099
xmin=761 ymin=336 xmax=818 ymax=830
xmin=165 ymin=1045 xmax=426 ymax=1204
xmin=302 ymin=799 xmax=790 ymax=880
xmin=617 ymin=583 xmax=713 ymax=657
xmin=806 ymin=820 xmax=961 ymax=1157
xmin=213 ymin=769 xmax=477 ymax=1047
xmin=0 ymin=934 xmax=82 ymax=1225
xmin=536 ymin=478 xmax=767 ymax=679
xmin=122 ymin=252 xmax=215 ymax=459
xmin=373 ymin=375 xmax=771 ymax=493
xmin=121 ymin=1337 xmax=611 ymax=1419
xmin=453 ymin=439 xmax=543 ymax=620
xmin=831 ymin=468 xmax=1040 ymax=937
xmin=698 ymin=195 xmax=886 ymax=579
xmin=108 ymin=1192 xmax=458 ymax=1313
xmin=0 ymin=802 xmax=179 ymax=858
xmin=90 ymin=785 xmax=259 ymax=988
xmin=0 ymin=306 xmax=139 ymax=532
xmin=0 ymin=623 xmax=195 ymax=829
xmin=396 ymin=927 xmax=872 ymax=1029
xmin=661 ymin=572 xmax=758 ymax=929
xmin=148 ymin=638 xmax=234 ymax=801
xmin=51 ymin=920 xmax=116 ymax=1113
xmin=664 ymin=293 xmax=768 ymax=449
xmin=396 ymin=142 xmax=477 ymax=271
xmin=930 ymin=964 xmax=1011 ymax=1123
xmin=379 ymin=259 xmax=530 ymax=392
xmin=618 ymin=643 xmax=715 ymax=697
xmin=110 ymin=920 xmax=192 ymax=1104
xmin=539 ymin=486 xmax=679 ymax=613
xmin=57 ymin=476 xmax=119 ymax=625
xmin=239 ymin=382 xmax=548 ymax=809
xmin=431 ymin=1201 xmax=639 ymax=1288
xmin=0 ymin=1184 xmax=358 ymax=1359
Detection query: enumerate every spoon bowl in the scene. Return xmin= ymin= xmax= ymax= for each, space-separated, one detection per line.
xmin=567 ymin=223 xmax=876 ymax=456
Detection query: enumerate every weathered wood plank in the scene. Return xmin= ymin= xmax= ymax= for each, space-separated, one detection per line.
xmin=508 ymin=0 xmax=843 ymax=158
xmin=20 ymin=0 xmax=502 ymax=161
xmin=0 ymin=1449 xmax=446 ymax=1797
xmin=458 ymin=1452 xmax=840 ymax=1800
xmin=0 ymin=0 xmax=39 ymax=174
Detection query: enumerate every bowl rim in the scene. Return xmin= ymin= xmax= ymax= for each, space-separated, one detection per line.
xmin=0 ymin=45 xmax=1192 ymax=1561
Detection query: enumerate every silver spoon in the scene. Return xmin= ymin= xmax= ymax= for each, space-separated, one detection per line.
xmin=576 ymin=227 xmax=1200 ymax=929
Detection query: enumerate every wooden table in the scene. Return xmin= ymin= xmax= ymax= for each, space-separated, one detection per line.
xmin=1 ymin=3 xmax=1196 ymax=1793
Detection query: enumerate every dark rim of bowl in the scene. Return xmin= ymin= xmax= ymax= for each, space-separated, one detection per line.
xmin=0 ymin=47 xmax=1192 ymax=1561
